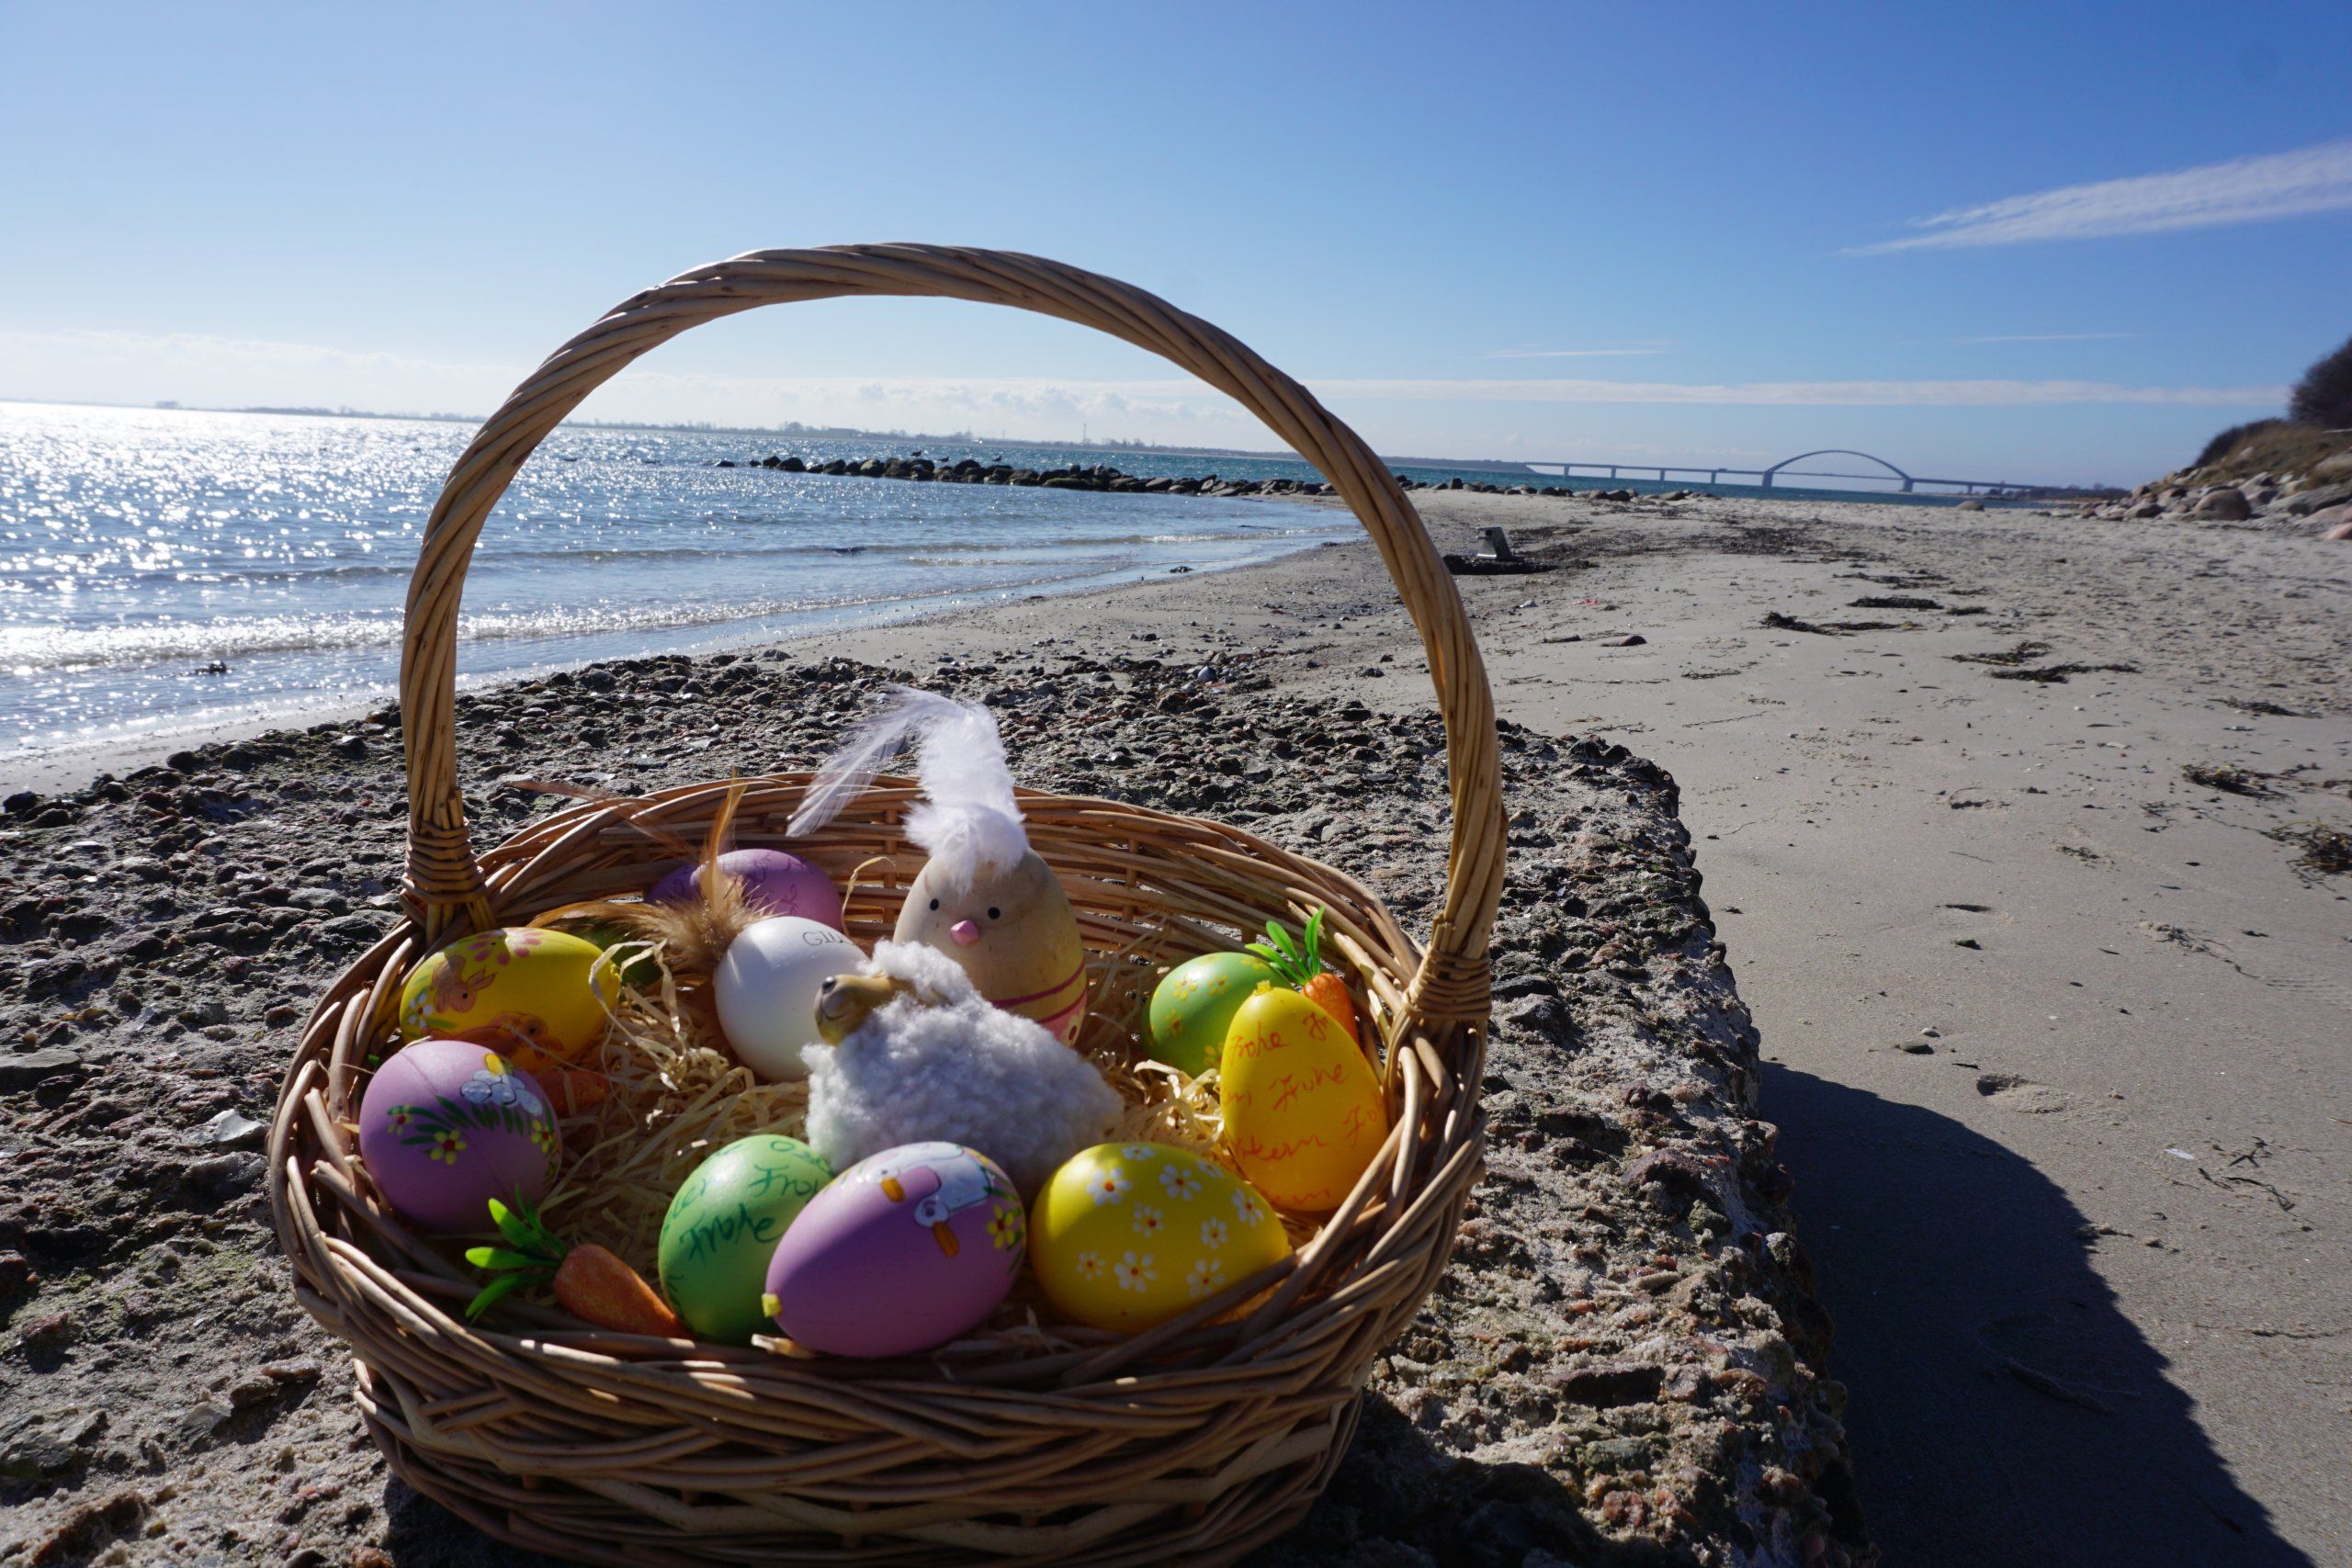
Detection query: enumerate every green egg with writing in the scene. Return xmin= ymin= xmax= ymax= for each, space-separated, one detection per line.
xmin=1147 ymin=951 xmax=1282 ymax=1076
xmin=658 ymin=1134 xmax=832 ymax=1343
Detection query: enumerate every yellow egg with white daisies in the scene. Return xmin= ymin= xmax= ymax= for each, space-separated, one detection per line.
xmin=1027 ymin=1143 xmax=1289 ymax=1334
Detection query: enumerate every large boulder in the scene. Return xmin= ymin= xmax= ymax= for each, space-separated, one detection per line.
xmin=2284 ymin=480 xmax=2352 ymax=515
xmin=2192 ymin=487 xmax=2252 ymax=521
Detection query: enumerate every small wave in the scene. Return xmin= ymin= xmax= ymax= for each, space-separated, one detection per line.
xmin=0 ymin=596 xmax=859 ymax=671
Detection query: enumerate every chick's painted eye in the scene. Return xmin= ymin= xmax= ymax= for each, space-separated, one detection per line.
xmin=928 ymin=898 xmax=940 ymax=911
xmin=987 ymin=907 xmax=1001 ymax=920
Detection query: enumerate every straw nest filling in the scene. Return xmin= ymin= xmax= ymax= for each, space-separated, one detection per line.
xmin=491 ymin=869 xmax=1335 ymax=1358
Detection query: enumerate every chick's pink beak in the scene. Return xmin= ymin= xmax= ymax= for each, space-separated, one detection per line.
xmin=950 ymin=919 xmax=981 ymax=946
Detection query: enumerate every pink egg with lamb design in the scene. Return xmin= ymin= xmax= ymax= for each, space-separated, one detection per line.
xmin=762 ymin=1141 xmax=1023 ymax=1357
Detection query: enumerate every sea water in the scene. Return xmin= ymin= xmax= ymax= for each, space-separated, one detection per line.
xmin=0 ymin=402 xmax=1355 ymax=769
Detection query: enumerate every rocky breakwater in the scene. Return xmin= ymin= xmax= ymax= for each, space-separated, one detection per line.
xmin=0 ymin=647 xmax=1863 ymax=1565
xmin=2074 ymin=447 xmax=2352 ymax=540
xmin=731 ymin=450 xmax=1680 ymax=504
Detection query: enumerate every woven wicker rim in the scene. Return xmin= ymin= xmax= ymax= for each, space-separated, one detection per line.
xmin=270 ymin=246 xmax=1504 ymax=1564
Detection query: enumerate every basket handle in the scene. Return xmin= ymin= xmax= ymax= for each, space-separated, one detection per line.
xmin=399 ymin=245 xmax=1502 ymax=1031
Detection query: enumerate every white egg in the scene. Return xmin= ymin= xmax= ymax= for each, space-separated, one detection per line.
xmin=714 ymin=917 xmax=865 ymax=1080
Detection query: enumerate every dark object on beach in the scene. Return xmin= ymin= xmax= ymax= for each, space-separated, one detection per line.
xmin=2182 ymin=762 xmax=2278 ymax=797
xmin=1952 ymin=640 xmax=2052 ymax=667
xmin=1851 ymin=594 xmax=1941 ymax=611
xmin=2221 ymin=697 xmax=2308 ymax=718
xmin=1443 ymin=528 xmax=1554 ymax=575
xmin=1762 ymin=610 xmax=1839 ymax=636
xmin=1985 ymin=661 xmax=2138 ymax=684
xmin=1442 ymin=552 xmax=1554 ymax=575
xmin=269 ymin=244 xmax=1505 ymax=1568
xmin=2289 ymin=333 xmax=2352 ymax=428
xmin=2273 ymin=822 xmax=2352 ymax=875
xmin=1600 ymin=634 xmax=1647 ymax=648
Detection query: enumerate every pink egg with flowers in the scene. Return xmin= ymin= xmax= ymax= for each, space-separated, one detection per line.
xmin=357 ymin=1039 xmax=560 ymax=1233
xmin=649 ymin=849 xmax=842 ymax=931
xmin=763 ymin=1141 xmax=1023 ymax=1357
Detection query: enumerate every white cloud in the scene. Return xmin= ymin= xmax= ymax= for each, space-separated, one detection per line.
xmin=1854 ymin=139 xmax=2352 ymax=253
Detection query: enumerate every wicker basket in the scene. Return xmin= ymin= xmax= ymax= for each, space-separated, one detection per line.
xmin=267 ymin=245 xmax=1503 ymax=1566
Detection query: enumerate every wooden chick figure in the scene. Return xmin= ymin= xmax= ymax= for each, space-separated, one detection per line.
xmin=789 ymin=688 xmax=1089 ymax=1044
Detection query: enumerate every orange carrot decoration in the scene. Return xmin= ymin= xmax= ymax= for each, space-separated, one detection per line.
xmin=465 ymin=1197 xmax=684 ymax=1337
xmin=553 ymin=1244 xmax=684 ymax=1337
xmin=1248 ymin=907 xmax=1361 ymax=1040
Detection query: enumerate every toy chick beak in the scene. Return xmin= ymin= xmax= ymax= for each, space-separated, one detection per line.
xmin=950 ymin=919 xmax=981 ymax=946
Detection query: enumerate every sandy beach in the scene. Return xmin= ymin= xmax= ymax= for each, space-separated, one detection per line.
xmin=849 ymin=486 xmax=2352 ymax=1563
xmin=2 ymin=484 xmax=2346 ymax=1564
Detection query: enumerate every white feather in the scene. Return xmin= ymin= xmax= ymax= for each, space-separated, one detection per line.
xmin=787 ymin=686 xmax=1030 ymax=885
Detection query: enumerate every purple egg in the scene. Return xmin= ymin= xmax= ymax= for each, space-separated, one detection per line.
xmin=648 ymin=849 xmax=843 ymax=931
xmin=356 ymin=1039 xmax=560 ymax=1233
xmin=764 ymin=1142 xmax=1023 ymax=1357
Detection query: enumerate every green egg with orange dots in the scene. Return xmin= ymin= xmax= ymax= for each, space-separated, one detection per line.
xmin=398 ymin=927 xmax=619 ymax=1077
xmin=1146 ymin=951 xmax=1281 ymax=1076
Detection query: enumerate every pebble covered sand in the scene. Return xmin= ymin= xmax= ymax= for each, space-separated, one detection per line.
xmin=0 ymin=627 xmax=1862 ymax=1563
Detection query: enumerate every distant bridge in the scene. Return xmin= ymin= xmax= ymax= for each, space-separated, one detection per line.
xmin=1512 ymin=449 xmax=2070 ymax=498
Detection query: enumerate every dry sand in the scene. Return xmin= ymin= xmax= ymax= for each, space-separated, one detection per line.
xmin=820 ymin=488 xmax=2351 ymax=1565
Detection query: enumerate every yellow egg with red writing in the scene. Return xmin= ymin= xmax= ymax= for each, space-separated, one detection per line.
xmin=1028 ymin=1143 xmax=1289 ymax=1334
xmin=1218 ymin=985 xmax=1388 ymax=1214
xmin=397 ymin=928 xmax=619 ymax=1076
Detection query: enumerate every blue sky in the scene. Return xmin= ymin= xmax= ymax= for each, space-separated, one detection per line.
xmin=2 ymin=2 xmax=2346 ymax=484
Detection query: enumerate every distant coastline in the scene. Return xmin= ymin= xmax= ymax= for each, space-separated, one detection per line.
xmin=6 ymin=394 xmax=2110 ymax=492
xmin=8 ymin=394 xmax=1307 ymax=463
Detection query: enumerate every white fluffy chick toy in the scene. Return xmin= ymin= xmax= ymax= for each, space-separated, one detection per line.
xmin=804 ymin=941 xmax=1121 ymax=1196
xmin=789 ymin=687 xmax=1091 ymax=1043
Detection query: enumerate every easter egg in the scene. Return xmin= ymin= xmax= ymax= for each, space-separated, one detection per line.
xmin=657 ymin=1134 xmax=832 ymax=1344
xmin=763 ymin=1142 xmax=1023 ymax=1357
xmin=1219 ymin=985 xmax=1390 ymax=1214
xmin=713 ymin=917 xmax=865 ymax=1079
xmin=650 ymin=850 xmax=844 ymax=931
xmin=1147 ymin=951 xmax=1282 ymax=1076
xmin=357 ymin=1040 xmax=559 ymax=1233
xmin=1028 ymin=1143 xmax=1289 ymax=1334
xmin=895 ymin=851 xmax=1089 ymax=1045
xmin=398 ymin=928 xmax=618 ymax=1077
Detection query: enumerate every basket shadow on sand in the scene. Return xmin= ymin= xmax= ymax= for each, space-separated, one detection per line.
xmin=1767 ymin=1065 xmax=2310 ymax=1568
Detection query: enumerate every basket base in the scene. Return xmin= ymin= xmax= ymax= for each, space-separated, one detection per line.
xmin=363 ymin=1365 xmax=1362 ymax=1568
